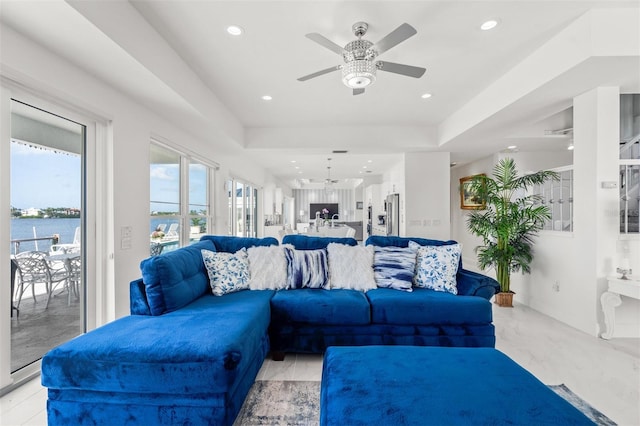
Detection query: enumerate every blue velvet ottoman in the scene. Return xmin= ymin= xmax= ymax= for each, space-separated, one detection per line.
xmin=320 ymin=346 xmax=594 ymax=425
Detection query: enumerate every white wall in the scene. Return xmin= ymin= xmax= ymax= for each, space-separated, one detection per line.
xmin=404 ymin=152 xmax=450 ymax=240
xmin=515 ymin=87 xmax=620 ymax=336
xmin=451 ymin=155 xmax=496 ymax=268
xmin=1 ymin=26 xmax=280 ymax=321
xmin=452 ymin=89 xmax=637 ymax=337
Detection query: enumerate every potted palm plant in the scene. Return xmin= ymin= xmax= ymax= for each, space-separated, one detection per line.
xmin=465 ymin=158 xmax=558 ymax=307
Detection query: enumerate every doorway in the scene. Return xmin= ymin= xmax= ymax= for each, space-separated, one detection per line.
xmin=8 ymin=99 xmax=86 ymax=374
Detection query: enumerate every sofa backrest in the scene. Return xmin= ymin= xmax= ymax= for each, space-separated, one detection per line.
xmin=365 ymin=236 xmax=457 ymax=248
xmin=365 ymin=236 xmax=463 ymax=269
xmin=282 ymin=235 xmax=357 ymax=250
xmin=139 ymin=239 xmax=215 ymax=316
xmin=200 ymin=235 xmax=278 ymax=252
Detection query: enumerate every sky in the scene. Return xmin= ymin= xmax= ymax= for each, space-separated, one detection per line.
xmin=11 ymin=142 xmax=209 ymax=213
xmin=10 ymin=142 xmax=81 ymax=210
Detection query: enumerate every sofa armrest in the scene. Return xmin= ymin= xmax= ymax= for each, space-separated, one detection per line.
xmin=130 ymin=278 xmax=151 ymax=315
xmin=456 ymin=269 xmax=500 ymax=299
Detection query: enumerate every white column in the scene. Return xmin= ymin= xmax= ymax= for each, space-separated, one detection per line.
xmin=573 ymin=87 xmax=621 ymax=336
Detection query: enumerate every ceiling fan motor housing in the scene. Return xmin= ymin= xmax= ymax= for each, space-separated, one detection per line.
xmin=342 ymin=39 xmax=377 ymax=88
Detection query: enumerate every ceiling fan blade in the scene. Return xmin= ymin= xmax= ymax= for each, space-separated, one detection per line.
xmin=353 ymin=88 xmax=365 ymax=96
xmin=377 ymin=61 xmax=426 ymax=78
xmin=305 ymin=33 xmax=344 ymax=56
xmin=297 ymin=65 xmax=342 ymax=81
xmin=375 ymin=23 xmax=417 ymax=55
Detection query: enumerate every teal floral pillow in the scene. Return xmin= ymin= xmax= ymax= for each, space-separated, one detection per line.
xmin=201 ymin=248 xmax=250 ymax=296
xmin=410 ymin=242 xmax=461 ymax=294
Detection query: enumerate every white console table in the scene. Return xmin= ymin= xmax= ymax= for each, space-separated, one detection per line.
xmin=600 ymin=276 xmax=640 ymax=339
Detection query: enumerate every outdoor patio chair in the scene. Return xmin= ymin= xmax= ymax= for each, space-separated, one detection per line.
xmin=13 ymin=251 xmax=67 ymax=310
xmin=65 ymin=256 xmax=81 ymax=305
xmin=166 ymin=223 xmax=179 ymax=238
xmin=150 ymin=242 xmax=163 ymax=256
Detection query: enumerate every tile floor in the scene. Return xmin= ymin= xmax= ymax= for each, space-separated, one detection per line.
xmin=1 ymin=303 xmax=638 ymax=426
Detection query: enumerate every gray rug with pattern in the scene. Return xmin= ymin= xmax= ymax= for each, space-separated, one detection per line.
xmin=234 ymin=380 xmax=615 ymax=425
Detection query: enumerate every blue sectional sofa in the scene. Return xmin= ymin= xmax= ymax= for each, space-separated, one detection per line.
xmin=41 ymin=234 xmax=499 ymax=425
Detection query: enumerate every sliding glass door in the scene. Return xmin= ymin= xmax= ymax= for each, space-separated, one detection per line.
xmin=8 ymin=99 xmax=86 ymax=374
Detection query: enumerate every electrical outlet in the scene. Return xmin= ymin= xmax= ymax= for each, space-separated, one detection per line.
xmin=552 ymin=281 xmax=560 ymax=292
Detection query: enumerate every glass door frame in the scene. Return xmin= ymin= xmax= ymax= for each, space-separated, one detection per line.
xmin=0 ymin=80 xmax=112 ymax=394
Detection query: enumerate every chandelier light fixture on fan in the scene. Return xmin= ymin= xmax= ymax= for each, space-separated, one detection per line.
xmin=298 ymin=21 xmax=426 ymax=95
xmin=324 ymin=158 xmax=338 ymax=194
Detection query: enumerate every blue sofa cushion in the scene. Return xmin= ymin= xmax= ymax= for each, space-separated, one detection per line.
xmin=140 ymin=239 xmax=215 ymax=315
xmin=366 ymin=288 xmax=492 ymax=325
xmin=42 ymin=290 xmax=274 ymax=395
xmin=200 ymin=235 xmax=278 ymax=253
xmin=271 ymin=289 xmax=370 ymax=325
xmin=282 ymin=235 xmax=357 ymax=250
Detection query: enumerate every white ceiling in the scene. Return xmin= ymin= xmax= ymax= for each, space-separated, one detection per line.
xmin=1 ymin=1 xmax=638 ymax=187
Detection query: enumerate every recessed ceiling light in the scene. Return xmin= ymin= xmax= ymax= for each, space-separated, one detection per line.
xmin=567 ymin=143 xmax=575 ymax=150
xmin=226 ymin=25 xmax=243 ymax=36
xmin=362 ymin=166 xmax=367 ymax=169
xmin=421 ymin=93 xmax=432 ymax=99
xmin=507 ymin=145 xmax=517 ymax=150
xmin=261 ymin=95 xmax=272 ymax=101
xmin=298 ymin=171 xmax=303 ymax=174
xmin=367 ymin=160 xmax=372 ymax=163
xmin=290 ymin=160 xmax=296 ymax=163
xmin=480 ymin=20 xmax=499 ymax=31
xmin=295 ymin=166 xmax=299 ymax=169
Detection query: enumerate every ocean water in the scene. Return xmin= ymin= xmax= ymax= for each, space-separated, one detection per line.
xmin=11 ymin=218 xmax=185 ymax=254
xmin=10 ymin=218 xmax=80 ymax=253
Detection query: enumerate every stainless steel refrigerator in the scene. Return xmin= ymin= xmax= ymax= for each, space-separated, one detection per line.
xmin=385 ymin=193 xmax=400 ymax=236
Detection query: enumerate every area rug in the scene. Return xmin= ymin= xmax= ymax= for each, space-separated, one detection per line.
xmin=549 ymin=384 xmax=617 ymax=426
xmin=234 ymin=380 xmax=616 ymax=425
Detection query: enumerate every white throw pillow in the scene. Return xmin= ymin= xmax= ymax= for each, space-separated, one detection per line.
xmin=201 ymin=248 xmax=250 ymax=296
xmin=247 ymin=245 xmax=288 ymax=290
xmin=410 ymin=241 xmax=461 ymax=295
xmin=327 ymin=243 xmax=377 ymax=292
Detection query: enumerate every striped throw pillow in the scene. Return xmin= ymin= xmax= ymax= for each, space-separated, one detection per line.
xmin=373 ymin=245 xmax=418 ymax=291
xmin=284 ymin=247 xmax=329 ymax=289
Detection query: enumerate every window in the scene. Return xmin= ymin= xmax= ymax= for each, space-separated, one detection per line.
xmin=226 ymin=178 xmax=258 ymax=237
xmin=619 ymin=94 xmax=639 ymax=234
xmin=534 ymin=167 xmax=573 ymax=232
xmin=150 ymin=141 xmax=215 ymax=253
xmin=620 ymin=163 xmax=639 ymax=234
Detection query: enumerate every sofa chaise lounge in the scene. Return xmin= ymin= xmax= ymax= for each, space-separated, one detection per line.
xmin=41 ymin=234 xmax=499 ymax=425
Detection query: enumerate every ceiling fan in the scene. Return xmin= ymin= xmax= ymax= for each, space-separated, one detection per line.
xmin=298 ymin=21 xmax=426 ymax=95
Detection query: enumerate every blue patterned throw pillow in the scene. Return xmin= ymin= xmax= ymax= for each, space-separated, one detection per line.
xmin=373 ymin=245 xmax=418 ymax=291
xmin=284 ymin=247 xmax=329 ymax=289
xmin=410 ymin=241 xmax=461 ymax=294
xmin=201 ymin=248 xmax=250 ymax=296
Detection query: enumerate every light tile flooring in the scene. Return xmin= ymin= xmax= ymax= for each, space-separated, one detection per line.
xmin=1 ymin=303 xmax=638 ymax=426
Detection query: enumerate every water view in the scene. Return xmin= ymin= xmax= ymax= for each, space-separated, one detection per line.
xmin=10 ymin=217 xmax=80 ymax=253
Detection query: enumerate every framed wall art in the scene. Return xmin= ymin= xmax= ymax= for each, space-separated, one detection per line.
xmin=460 ymin=174 xmax=486 ymax=210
